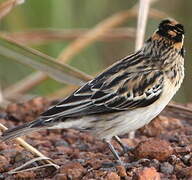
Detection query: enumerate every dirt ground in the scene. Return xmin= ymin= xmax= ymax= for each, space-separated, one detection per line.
xmin=0 ymin=97 xmax=191 ymax=179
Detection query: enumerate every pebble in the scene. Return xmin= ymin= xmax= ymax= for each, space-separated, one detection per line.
xmin=177 ymin=166 xmax=192 ymax=178
xmin=137 ymin=167 xmax=160 ymax=180
xmin=0 ymin=155 xmax=9 ymax=172
xmin=174 ymin=146 xmax=191 ymax=155
xmin=134 ymin=138 xmax=173 ymax=161
xmin=150 ymin=159 xmax=160 ymax=169
xmin=0 ymin=143 xmax=8 ymax=151
xmin=1 ymin=98 xmax=192 ymax=179
xmin=55 ymin=140 xmax=69 ymax=147
xmin=13 ymin=171 xmax=36 ymax=179
xmin=105 ymin=172 xmax=120 ymax=180
xmin=181 ymin=154 xmax=191 ymax=164
xmin=116 ymin=165 xmax=127 ymax=177
xmin=59 ymin=162 xmax=85 ymax=179
xmin=160 ymin=162 xmax=174 ymax=174
xmin=54 ymin=174 xmax=67 ymax=180
xmin=168 ymin=155 xmax=180 ymax=165
xmin=0 ymin=174 xmax=5 ymax=180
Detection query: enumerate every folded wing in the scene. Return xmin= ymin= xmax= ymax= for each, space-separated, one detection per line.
xmin=40 ymin=54 xmax=164 ymax=119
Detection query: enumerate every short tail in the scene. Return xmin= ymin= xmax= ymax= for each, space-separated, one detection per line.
xmin=0 ymin=118 xmax=48 ymax=142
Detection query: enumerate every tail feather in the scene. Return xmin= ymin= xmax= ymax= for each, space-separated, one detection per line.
xmin=0 ymin=118 xmax=47 ymax=142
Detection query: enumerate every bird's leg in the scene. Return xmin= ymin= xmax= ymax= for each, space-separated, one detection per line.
xmin=113 ymin=136 xmax=133 ymax=154
xmin=104 ymin=139 xmax=123 ymax=166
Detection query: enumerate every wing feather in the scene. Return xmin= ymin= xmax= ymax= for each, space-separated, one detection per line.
xmin=40 ymin=53 xmax=164 ymax=118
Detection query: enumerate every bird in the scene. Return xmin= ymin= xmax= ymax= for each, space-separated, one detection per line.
xmin=0 ymin=19 xmax=185 ymax=165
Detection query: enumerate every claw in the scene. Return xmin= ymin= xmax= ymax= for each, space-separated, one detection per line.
xmin=113 ymin=136 xmax=134 ymax=154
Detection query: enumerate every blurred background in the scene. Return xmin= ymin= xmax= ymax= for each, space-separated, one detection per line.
xmin=0 ymin=0 xmax=191 ymax=103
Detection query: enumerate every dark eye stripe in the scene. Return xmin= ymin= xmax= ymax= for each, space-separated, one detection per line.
xmin=161 ymin=24 xmax=184 ymax=35
xmin=175 ymin=24 xmax=184 ymax=33
xmin=167 ymin=24 xmax=184 ymax=34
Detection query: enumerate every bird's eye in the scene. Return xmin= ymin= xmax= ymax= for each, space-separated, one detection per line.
xmin=168 ymin=30 xmax=177 ymax=37
xmin=175 ymin=24 xmax=184 ymax=34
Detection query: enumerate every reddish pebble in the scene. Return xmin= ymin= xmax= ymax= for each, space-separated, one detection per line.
xmin=105 ymin=172 xmax=120 ymax=180
xmin=116 ymin=165 xmax=127 ymax=177
xmin=59 ymin=162 xmax=85 ymax=180
xmin=13 ymin=171 xmax=36 ymax=179
xmin=0 ymin=142 xmax=8 ymax=151
xmin=134 ymin=138 xmax=173 ymax=161
xmin=137 ymin=167 xmax=160 ymax=180
xmin=0 ymin=155 xmax=9 ymax=172
xmin=177 ymin=166 xmax=192 ymax=178
xmin=54 ymin=174 xmax=67 ymax=180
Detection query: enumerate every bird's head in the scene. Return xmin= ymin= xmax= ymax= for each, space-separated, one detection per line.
xmin=151 ymin=19 xmax=184 ymax=49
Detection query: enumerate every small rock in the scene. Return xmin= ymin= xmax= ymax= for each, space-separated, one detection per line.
xmin=77 ymin=143 xmax=89 ymax=151
xmin=0 ymin=174 xmax=5 ymax=180
xmin=150 ymin=159 xmax=160 ymax=169
xmin=105 ymin=172 xmax=120 ymax=180
xmin=13 ymin=171 xmax=36 ymax=179
xmin=13 ymin=151 xmax=32 ymax=163
xmin=134 ymin=139 xmax=173 ymax=161
xmin=54 ymin=174 xmax=67 ymax=180
xmin=160 ymin=162 xmax=174 ymax=174
xmin=59 ymin=162 xmax=85 ymax=180
xmin=0 ymin=112 xmax=8 ymax=119
xmin=189 ymin=155 xmax=192 ymax=165
xmin=55 ymin=140 xmax=69 ymax=147
xmin=56 ymin=145 xmax=72 ymax=154
xmin=0 ymin=142 xmax=8 ymax=151
xmin=85 ymin=158 xmax=104 ymax=169
xmin=82 ymin=170 xmax=107 ymax=179
xmin=0 ymin=155 xmax=9 ymax=172
xmin=174 ymin=146 xmax=191 ymax=155
xmin=137 ymin=167 xmax=160 ymax=180
xmin=181 ymin=154 xmax=191 ymax=164
xmin=14 ymin=152 xmax=25 ymax=163
xmin=6 ymin=103 xmax=18 ymax=113
xmin=139 ymin=116 xmax=182 ymax=137
xmin=177 ymin=166 xmax=192 ymax=178
xmin=116 ymin=165 xmax=127 ymax=177
xmin=168 ymin=155 xmax=180 ymax=165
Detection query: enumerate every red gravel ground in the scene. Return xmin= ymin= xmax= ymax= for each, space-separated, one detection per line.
xmin=0 ymin=97 xmax=192 ymax=179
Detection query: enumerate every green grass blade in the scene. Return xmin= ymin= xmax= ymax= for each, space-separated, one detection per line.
xmin=0 ymin=36 xmax=92 ymax=85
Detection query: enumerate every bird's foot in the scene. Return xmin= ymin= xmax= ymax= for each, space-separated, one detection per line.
xmin=113 ymin=136 xmax=134 ymax=155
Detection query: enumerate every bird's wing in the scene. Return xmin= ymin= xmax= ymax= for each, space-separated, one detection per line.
xmin=40 ymin=53 xmax=164 ymax=118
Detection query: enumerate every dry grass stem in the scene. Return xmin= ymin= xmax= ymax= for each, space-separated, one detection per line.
xmin=58 ymin=4 xmax=138 ymax=63
xmin=135 ymin=0 xmax=152 ymax=50
xmin=0 ymin=123 xmax=59 ymax=170
xmin=3 ymin=72 xmax=47 ymax=100
xmin=47 ymin=6 xmax=167 ymax=101
xmin=0 ymin=35 xmax=92 ymax=84
xmin=167 ymin=102 xmax=192 ymax=114
xmin=0 ymin=0 xmax=25 ymax=20
xmin=58 ymin=6 xmax=167 ymax=63
xmin=3 ymin=5 xmax=167 ymax=101
xmin=129 ymin=0 xmax=153 ymax=139
xmin=0 ymin=85 xmax=3 ymax=104
xmin=8 ymin=157 xmax=56 ymax=174
xmin=47 ymin=85 xmax=79 ymax=101
xmin=149 ymin=7 xmax=167 ymax=19
xmin=3 ymin=28 xmax=136 ymax=45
